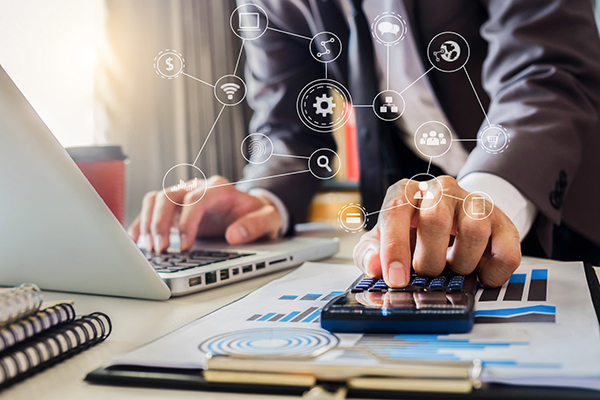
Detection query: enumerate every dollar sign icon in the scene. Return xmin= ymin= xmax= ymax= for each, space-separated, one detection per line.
xmin=165 ymin=57 xmax=174 ymax=71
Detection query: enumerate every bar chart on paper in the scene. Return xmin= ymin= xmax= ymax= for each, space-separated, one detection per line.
xmin=246 ymin=291 xmax=345 ymax=324
xmin=475 ymin=268 xmax=555 ymax=323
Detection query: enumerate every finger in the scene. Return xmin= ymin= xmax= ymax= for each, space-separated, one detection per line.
xmin=128 ymin=215 xmax=141 ymax=242
xmin=178 ymin=180 xmax=229 ymax=250
xmin=151 ymin=189 xmax=185 ymax=253
xmin=139 ymin=191 xmax=157 ymax=250
xmin=447 ymin=212 xmax=491 ymax=275
xmin=477 ymin=216 xmax=521 ymax=288
xmin=379 ymin=180 xmax=416 ymax=287
xmin=225 ymin=205 xmax=281 ymax=244
xmin=352 ymin=228 xmax=382 ymax=278
xmin=412 ymin=192 xmax=454 ymax=277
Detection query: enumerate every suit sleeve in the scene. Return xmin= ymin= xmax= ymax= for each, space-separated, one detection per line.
xmin=458 ymin=0 xmax=600 ymax=248
xmin=235 ymin=0 xmax=335 ymax=224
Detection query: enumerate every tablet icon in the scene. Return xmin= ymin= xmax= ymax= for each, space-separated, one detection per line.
xmin=471 ymin=197 xmax=486 ymax=215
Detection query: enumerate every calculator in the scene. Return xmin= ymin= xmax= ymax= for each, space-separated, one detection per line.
xmin=320 ymin=269 xmax=478 ymax=334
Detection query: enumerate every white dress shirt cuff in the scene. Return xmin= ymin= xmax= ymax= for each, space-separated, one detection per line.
xmin=248 ymin=188 xmax=290 ymax=237
xmin=458 ymin=172 xmax=537 ymax=241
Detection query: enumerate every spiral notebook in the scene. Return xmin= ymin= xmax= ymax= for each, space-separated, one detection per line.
xmin=0 ymin=311 xmax=112 ymax=389
xmin=0 ymin=302 xmax=76 ymax=352
xmin=0 ymin=283 xmax=44 ymax=327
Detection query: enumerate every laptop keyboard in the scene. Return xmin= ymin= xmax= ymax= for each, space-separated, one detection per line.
xmin=143 ymin=250 xmax=255 ymax=273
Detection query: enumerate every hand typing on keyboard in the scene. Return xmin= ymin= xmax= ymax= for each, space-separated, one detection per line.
xmin=353 ymin=176 xmax=521 ymax=289
xmin=128 ymin=176 xmax=282 ymax=252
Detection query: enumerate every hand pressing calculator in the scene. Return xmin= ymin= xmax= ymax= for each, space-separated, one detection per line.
xmin=320 ymin=269 xmax=477 ymax=334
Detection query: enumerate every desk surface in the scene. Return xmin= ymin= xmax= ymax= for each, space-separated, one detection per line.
xmin=1 ymin=230 xmax=597 ymax=400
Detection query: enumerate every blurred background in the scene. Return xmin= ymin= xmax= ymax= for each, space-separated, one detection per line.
xmin=1 ymin=0 xmax=599 ymax=227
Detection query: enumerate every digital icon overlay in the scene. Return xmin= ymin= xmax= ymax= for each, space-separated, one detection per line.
xmin=338 ymin=203 xmax=368 ymax=233
xmin=241 ymin=133 xmax=274 ymax=164
xmin=297 ymin=79 xmax=353 ymax=133
xmin=371 ymin=12 xmax=407 ymax=46
xmin=308 ymin=148 xmax=341 ymax=180
xmin=413 ymin=121 xmax=454 ymax=158
xmin=153 ymin=49 xmax=184 ymax=79
xmin=427 ymin=32 xmax=470 ymax=73
xmin=162 ymin=163 xmax=207 ymax=206
xmin=309 ymin=32 xmax=342 ymax=63
xmin=230 ymin=4 xmax=268 ymax=40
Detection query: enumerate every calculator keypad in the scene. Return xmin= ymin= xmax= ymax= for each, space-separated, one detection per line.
xmin=351 ymin=271 xmax=466 ymax=294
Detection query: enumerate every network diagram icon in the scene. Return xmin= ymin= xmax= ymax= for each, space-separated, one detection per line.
xmin=153 ymin=4 xmax=503 ymax=226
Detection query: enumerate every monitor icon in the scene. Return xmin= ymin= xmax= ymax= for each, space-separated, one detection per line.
xmin=239 ymin=12 xmax=260 ymax=31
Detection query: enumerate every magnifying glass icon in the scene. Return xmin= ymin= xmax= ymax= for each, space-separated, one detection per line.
xmin=317 ymin=155 xmax=332 ymax=172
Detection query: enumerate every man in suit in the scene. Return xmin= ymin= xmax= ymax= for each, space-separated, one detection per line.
xmin=129 ymin=0 xmax=600 ymax=288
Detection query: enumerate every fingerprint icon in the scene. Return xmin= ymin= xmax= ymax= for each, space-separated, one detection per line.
xmin=248 ymin=138 xmax=267 ymax=161
xmin=241 ymin=133 xmax=273 ymax=164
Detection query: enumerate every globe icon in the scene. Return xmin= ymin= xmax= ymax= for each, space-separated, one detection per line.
xmin=439 ymin=40 xmax=460 ymax=62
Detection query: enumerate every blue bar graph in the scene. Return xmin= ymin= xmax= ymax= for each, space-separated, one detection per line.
xmin=301 ymin=308 xmax=321 ymax=323
xmin=279 ymin=311 xmax=301 ymax=322
xmin=257 ymin=313 xmax=276 ymax=321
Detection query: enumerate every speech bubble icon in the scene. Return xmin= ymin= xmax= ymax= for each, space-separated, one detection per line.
xmin=377 ymin=21 xmax=400 ymax=36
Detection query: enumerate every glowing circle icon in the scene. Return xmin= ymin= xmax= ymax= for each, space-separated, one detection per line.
xmin=373 ymin=90 xmax=405 ymax=121
xmin=414 ymin=121 xmax=453 ymax=158
xmin=371 ymin=12 xmax=407 ymax=46
xmin=309 ymin=32 xmax=342 ymax=63
xmin=405 ymin=173 xmax=443 ymax=210
xmin=338 ymin=203 xmax=368 ymax=233
xmin=308 ymin=148 xmax=341 ymax=180
xmin=427 ymin=31 xmax=470 ymax=73
xmin=297 ymin=79 xmax=353 ymax=133
xmin=162 ymin=163 xmax=207 ymax=206
xmin=241 ymin=133 xmax=274 ymax=164
xmin=214 ymin=75 xmax=247 ymax=106
xmin=463 ymin=191 xmax=494 ymax=220
xmin=479 ymin=124 xmax=510 ymax=154
xmin=230 ymin=4 xmax=269 ymax=41
xmin=153 ymin=49 xmax=184 ymax=79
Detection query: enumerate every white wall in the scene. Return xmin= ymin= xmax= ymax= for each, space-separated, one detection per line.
xmin=0 ymin=0 xmax=104 ymax=147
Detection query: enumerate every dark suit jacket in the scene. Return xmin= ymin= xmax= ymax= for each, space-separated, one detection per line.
xmin=237 ymin=0 xmax=600 ymax=254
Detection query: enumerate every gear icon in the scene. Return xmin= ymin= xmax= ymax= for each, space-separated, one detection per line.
xmin=313 ymin=94 xmax=336 ymax=117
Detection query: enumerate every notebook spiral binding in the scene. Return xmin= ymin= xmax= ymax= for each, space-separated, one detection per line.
xmin=0 ymin=283 xmax=44 ymax=327
xmin=0 ymin=311 xmax=112 ymax=390
xmin=0 ymin=303 xmax=76 ymax=352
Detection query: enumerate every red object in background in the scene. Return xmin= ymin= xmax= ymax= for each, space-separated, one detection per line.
xmin=345 ymin=114 xmax=360 ymax=182
xmin=66 ymin=146 xmax=127 ymax=225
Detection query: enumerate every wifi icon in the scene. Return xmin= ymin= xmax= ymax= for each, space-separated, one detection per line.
xmin=215 ymin=75 xmax=246 ymax=106
xmin=220 ymin=83 xmax=241 ymax=100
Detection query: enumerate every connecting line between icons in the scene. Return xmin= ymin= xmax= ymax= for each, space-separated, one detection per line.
xmin=443 ymin=193 xmax=465 ymax=202
xmin=352 ymin=104 xmax=373 ymax=108
xmin=272 ymin=153 xmax=310 ymax=159
xmin=399 ymin=66 xmax=434 ymax=95
xmin=452 ymin=138 xmax=480 ymax=142
xmin=386 ymin=45 xmax=390 ymax=90
xmin=267 ymin=26 xmax=312 ymax=41
xmin=325 ymin=63 xmax=328 ymax=79
xmin=206 ymin=170 xmax=311 ymax=189
xmin=463 ymin=66 xmax=491 ymax=127
xmin=181 ymin=72 xmax=215 ymax=88
xmin=193 ymin=105 xmax=226 ymax=166
xmin=233 ymin=39 xmax=246 ymax=76
xmin=426 ymin=157 xmax=432 ymax=174
xmin=366 ymin=202 xmax=409 ymax=217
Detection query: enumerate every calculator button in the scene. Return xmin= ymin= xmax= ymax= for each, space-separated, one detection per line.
xmin=351 ymin=288 xmax=364 ymax=293
xmin=367 ymin=288 xmax=382 ymax=292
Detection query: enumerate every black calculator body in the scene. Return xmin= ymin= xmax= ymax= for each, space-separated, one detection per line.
xmin=320 ymin=270 xmax=478 ymax=334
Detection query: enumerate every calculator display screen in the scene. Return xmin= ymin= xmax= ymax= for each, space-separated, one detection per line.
xmin=332 ymin=291 xmax=468 ymax=312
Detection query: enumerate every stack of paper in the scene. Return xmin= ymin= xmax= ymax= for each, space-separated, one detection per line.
xmin=108 ymin=261 xmax=600 ymax=391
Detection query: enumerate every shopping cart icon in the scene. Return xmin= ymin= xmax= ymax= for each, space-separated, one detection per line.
xmin=486 ymin=134 xmax=499 ymax=148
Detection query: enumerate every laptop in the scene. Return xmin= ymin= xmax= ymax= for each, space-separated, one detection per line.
xmin=0 ymin=65 xmax=339 ymax=300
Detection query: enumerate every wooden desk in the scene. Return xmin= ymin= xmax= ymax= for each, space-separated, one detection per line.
xmin=1 ymin=230 xmax=597 ymax=400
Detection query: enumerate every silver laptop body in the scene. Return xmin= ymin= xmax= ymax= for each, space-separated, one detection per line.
xmin=0 ymin=65 xmax=338 ymax=300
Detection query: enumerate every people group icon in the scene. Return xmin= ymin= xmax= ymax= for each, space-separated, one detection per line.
xmin=413 ymin=181 xmax=434 ymax=200
xmin=420 ymin=130 xmax=447 ymax=147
